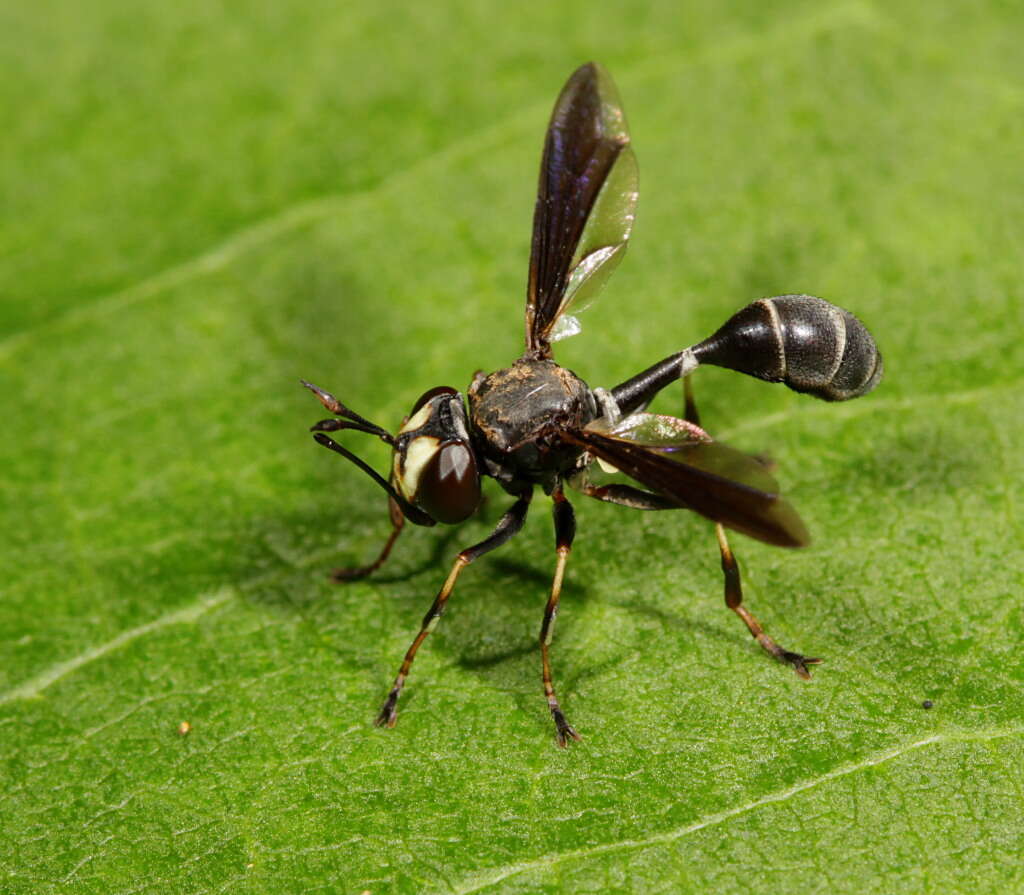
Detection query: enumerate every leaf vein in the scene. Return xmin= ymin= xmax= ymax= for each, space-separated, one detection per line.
xmin=444 ymin=726 xmax=1024 ymax=894
xmin=0 ymin=588 xmax=234 ymax=705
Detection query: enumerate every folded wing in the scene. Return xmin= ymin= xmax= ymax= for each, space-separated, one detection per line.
xmin=564 ymin=413 xmax=810 ymax=547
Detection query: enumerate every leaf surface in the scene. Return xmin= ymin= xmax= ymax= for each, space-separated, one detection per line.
xmin=2 ymin=2 xmax=1023 ymax=893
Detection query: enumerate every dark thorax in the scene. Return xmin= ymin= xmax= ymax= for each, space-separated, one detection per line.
xmin=468 ymin=356 xmax=597 ymax=493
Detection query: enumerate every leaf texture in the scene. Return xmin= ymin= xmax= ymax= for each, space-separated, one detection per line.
xmin=2 ymin=2 xmax=1023 ymax=893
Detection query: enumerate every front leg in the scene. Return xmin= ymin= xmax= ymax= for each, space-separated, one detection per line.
xmin=332 ymin=495 xmax=405 ymax=581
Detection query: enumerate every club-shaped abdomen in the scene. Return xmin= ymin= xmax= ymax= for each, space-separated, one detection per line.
xmin=692 ymin=294 xmax=883 ymax=401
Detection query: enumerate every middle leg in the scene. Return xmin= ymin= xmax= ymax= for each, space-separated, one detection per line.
xmin=539 ymin=486 xmax=580 ymax=747
xmin=375 ymin=491 xmax=533 ymax=728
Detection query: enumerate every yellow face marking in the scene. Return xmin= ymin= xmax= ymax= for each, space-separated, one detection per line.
xmin=399 ymin=435 xmax=441 ymax=501
xmin=392 ymin=450 xmax=403 ymax=493
xmin=398 ymin=403 xmax=433 ymax=435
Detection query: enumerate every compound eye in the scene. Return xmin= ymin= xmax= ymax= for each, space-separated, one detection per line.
xmin=411 ymin=385 xmax=458 ymax=415
xmin=415 ymin=441 xmax=481 ymax=524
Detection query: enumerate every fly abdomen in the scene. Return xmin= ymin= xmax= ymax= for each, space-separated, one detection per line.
xmin=692 ymin=294 xmax=882 ymax=401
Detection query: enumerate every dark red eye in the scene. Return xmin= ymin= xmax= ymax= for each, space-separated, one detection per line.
xmin=415 ymin=441 xmax=481 ymax=524
xmin=411 ymin=385 xmax=458 ymax=415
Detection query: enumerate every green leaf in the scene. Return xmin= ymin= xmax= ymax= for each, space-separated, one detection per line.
xmin=3 ymin=2 xmax=1023 ymax=893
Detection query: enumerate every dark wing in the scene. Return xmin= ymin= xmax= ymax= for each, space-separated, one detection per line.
xmin=564 ymin=413 xmax=810 ymax=548
xmin=525 ymin=62 xmax=638 ymax=354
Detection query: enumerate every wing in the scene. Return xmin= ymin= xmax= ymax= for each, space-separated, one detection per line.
xmin=525 ymin=62 xmax=639 ymax=355
xmin=564 ymin=413 xmax=810 ymax=548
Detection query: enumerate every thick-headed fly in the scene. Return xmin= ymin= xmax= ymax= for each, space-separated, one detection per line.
xmin=303 ymin=63 xmax=882 ymax=746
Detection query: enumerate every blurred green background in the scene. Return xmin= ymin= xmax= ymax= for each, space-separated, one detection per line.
xmin=2 ymin=1 xmax=1023 ymax=892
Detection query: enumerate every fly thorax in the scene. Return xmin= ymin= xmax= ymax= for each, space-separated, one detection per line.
xmin=467 ymin=357 xmax=597 ymax=484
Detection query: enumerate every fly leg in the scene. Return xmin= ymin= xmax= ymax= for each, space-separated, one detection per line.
xmin=716 ymin=523 xmax=821 ymax=678
xmin=307 ymin=423 xmax=405 ymax=580
xmin=683 ymin=381 xmax=818 ymax=676
xmin=539 ymin=487 xmax=580 ymax=747
xmin=332 ymin=496 xmax=405 ymax=581
xmin=575 ymin=482 xmax=676 ymax=510
xmin=683 ymin=375 xmax=701 ymax=427
xmin=376 ymin=491 xmax=532 ymax=728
